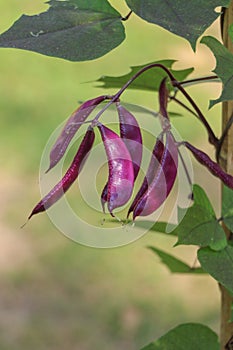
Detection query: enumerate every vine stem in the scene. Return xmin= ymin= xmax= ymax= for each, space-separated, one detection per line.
xmin=169 ymin=95 xmax=199 ymax=118
xmin=220 ymin=3 xmax=233 ymax=349
xmin=179 ymin=75 xmax=219 ymax=87
xmin=92 ymin=63 xmax=175 ymax=125
xmin=172 ymin=81 xmax=219 ymax=147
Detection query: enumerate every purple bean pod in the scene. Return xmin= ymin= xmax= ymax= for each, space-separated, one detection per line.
xmin=28 ymin=126 xmax=95 ymax=219
xmin=184 ymin=141 xmax=233 ymax=188
xmin=47 ymin=95 xmax=109 ymax=172
xmin=127 ymin=132 xmax=165 ymax=217
xmin=100 ymin=183 xmax=108 ymax=213
xmin=158 ymin=77 xmax=171 ymax=131
xmin=98 ymin=123 xmax=134 ymax=217
xmin=133 ymin=132 xmax=178 ymax=219
xmin=117 ymin=103 xmax=143 ymax=179
xmin=101 ymin=103 xmax=143 ymax=211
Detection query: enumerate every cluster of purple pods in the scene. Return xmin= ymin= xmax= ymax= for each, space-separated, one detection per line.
xmin=28 ymin=78 xmax=233 ymax=221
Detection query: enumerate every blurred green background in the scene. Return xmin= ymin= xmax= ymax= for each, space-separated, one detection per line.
xmin=0 ymin=1 xmax=224 ymax=349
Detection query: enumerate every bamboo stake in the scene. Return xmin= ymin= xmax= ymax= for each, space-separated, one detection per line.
xmin=220 ymin=3 xmax=233 ymax=349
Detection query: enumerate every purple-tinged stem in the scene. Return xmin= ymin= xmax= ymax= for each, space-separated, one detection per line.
xmin=179 ymin=75 xmax=219 ymax=87
xmin=173 ymin=81 xmax=219 ymax=147
xmin=92 ymin=63 xmax=176 ymax=126
xmin=91 ymin=64 xmax=217 ymax=151
xmin=169 ymin=95 xmax=199 ymax=118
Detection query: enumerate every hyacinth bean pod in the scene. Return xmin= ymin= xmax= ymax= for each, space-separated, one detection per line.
xmin=98 ymin=123 xmax=134 ymax=216
xmin=100 ymin=183 xmax=108 ymax=213
xmin=117 ymin=103 xmax=143 ymax=179
xmin=132 ymin=132 xmax=178 ymax=219
xmin=184 ymin=141 xmax=233 ymax=189
xmin=158 ymin=78 xmax=171 ymax=131
xmin=28 ymin=127 xmax=95 ymax=219
xmin=127 ymin=133 xmax=165 ymax=217
xmin=47 ymin=95 xmax=109 ymax=172
xmin=101 ymin=104 xmax=143 ymax=211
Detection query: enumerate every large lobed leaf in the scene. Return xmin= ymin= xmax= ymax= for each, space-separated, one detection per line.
xmin=198 ymin=245 xmax=233 ymax=295
xmin=126 ymin=0 xmax=230 ymax=49
xmin=96 ymin=60 xmax=193 ymax=91
xmin=0 ymin=0 xmax=125 ymax=61
xmin=174 ymin=185 xmax=226 ymax=251
xmin=201 ymin=36 xmax=233 ymax=107
xmin=195 ymin=187 xmax=233 ymax=295
xmin=141 ymin=323 xmax=219 ymax=350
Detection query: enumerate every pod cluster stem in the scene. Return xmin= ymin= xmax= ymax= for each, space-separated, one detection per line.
xmin=92 ymin=63 xmax=219 ymax=151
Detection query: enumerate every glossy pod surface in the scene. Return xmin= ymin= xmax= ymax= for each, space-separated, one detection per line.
xmin=98 ymin=123 xmax=134 ymax=216
xmin=117 ymin=103 xmax=143 ymax=179
xmin=47 ymin=95 xmax=108 ymax=172
xmin=101 ymin=104 xmax=142 ymax=211
xmin=29 ymin=127 xmax=95 ymax=219
xmin=133 ymin=132 xmax=178 ymax=219
xmin=128 ymin=133 xmax=165 ymax=217
xmin=184 ymin=141 xmax=233 ymax=189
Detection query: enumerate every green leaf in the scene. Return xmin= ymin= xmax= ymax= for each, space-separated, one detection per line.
xmin=141 ymin=323 xmax=219 ymax=350
xmin=222 ymin=185 xmax=233 ymax=231
xmin=0 ymin=0 xmax=125 ymax=61
xmin=148 ymin=246 xmax=205 ymax=274
xmin=134 ymin=221 xmax=177 ymax=235
xmin=201 ymin=36 xmax=233 ymax=107
xmin=174 ymin=184 xmax=227 ymax=251
xmin=96 ymin=60 xmax=194 ymax=91
xmin=198 ymin=245 xmax=233 ymax=294
xmin=126 ymin=0 xmax=230 ymax=50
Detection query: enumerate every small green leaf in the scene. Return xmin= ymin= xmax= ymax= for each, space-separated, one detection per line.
xmin=148 ymin=246 xmax=205 ymax=274
xmin=141 ymin=323 xmax=219 ymax=350
xmin=201 ymin=36 xmax=233 ymax=107
xmin=96 ymin=60 xmax=193 ymax=91
xmin=0 ymin=0 xmax=125 ymax=61
xmin=198 ymin=245 xmax=233 ymax=294
xmin=174 ymin=184 xmax=227 ymax=251
xmin=222 ymin=185 xmax=233 ymax=231
xmin=126 ymin=0 xmax=230 ymax=50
